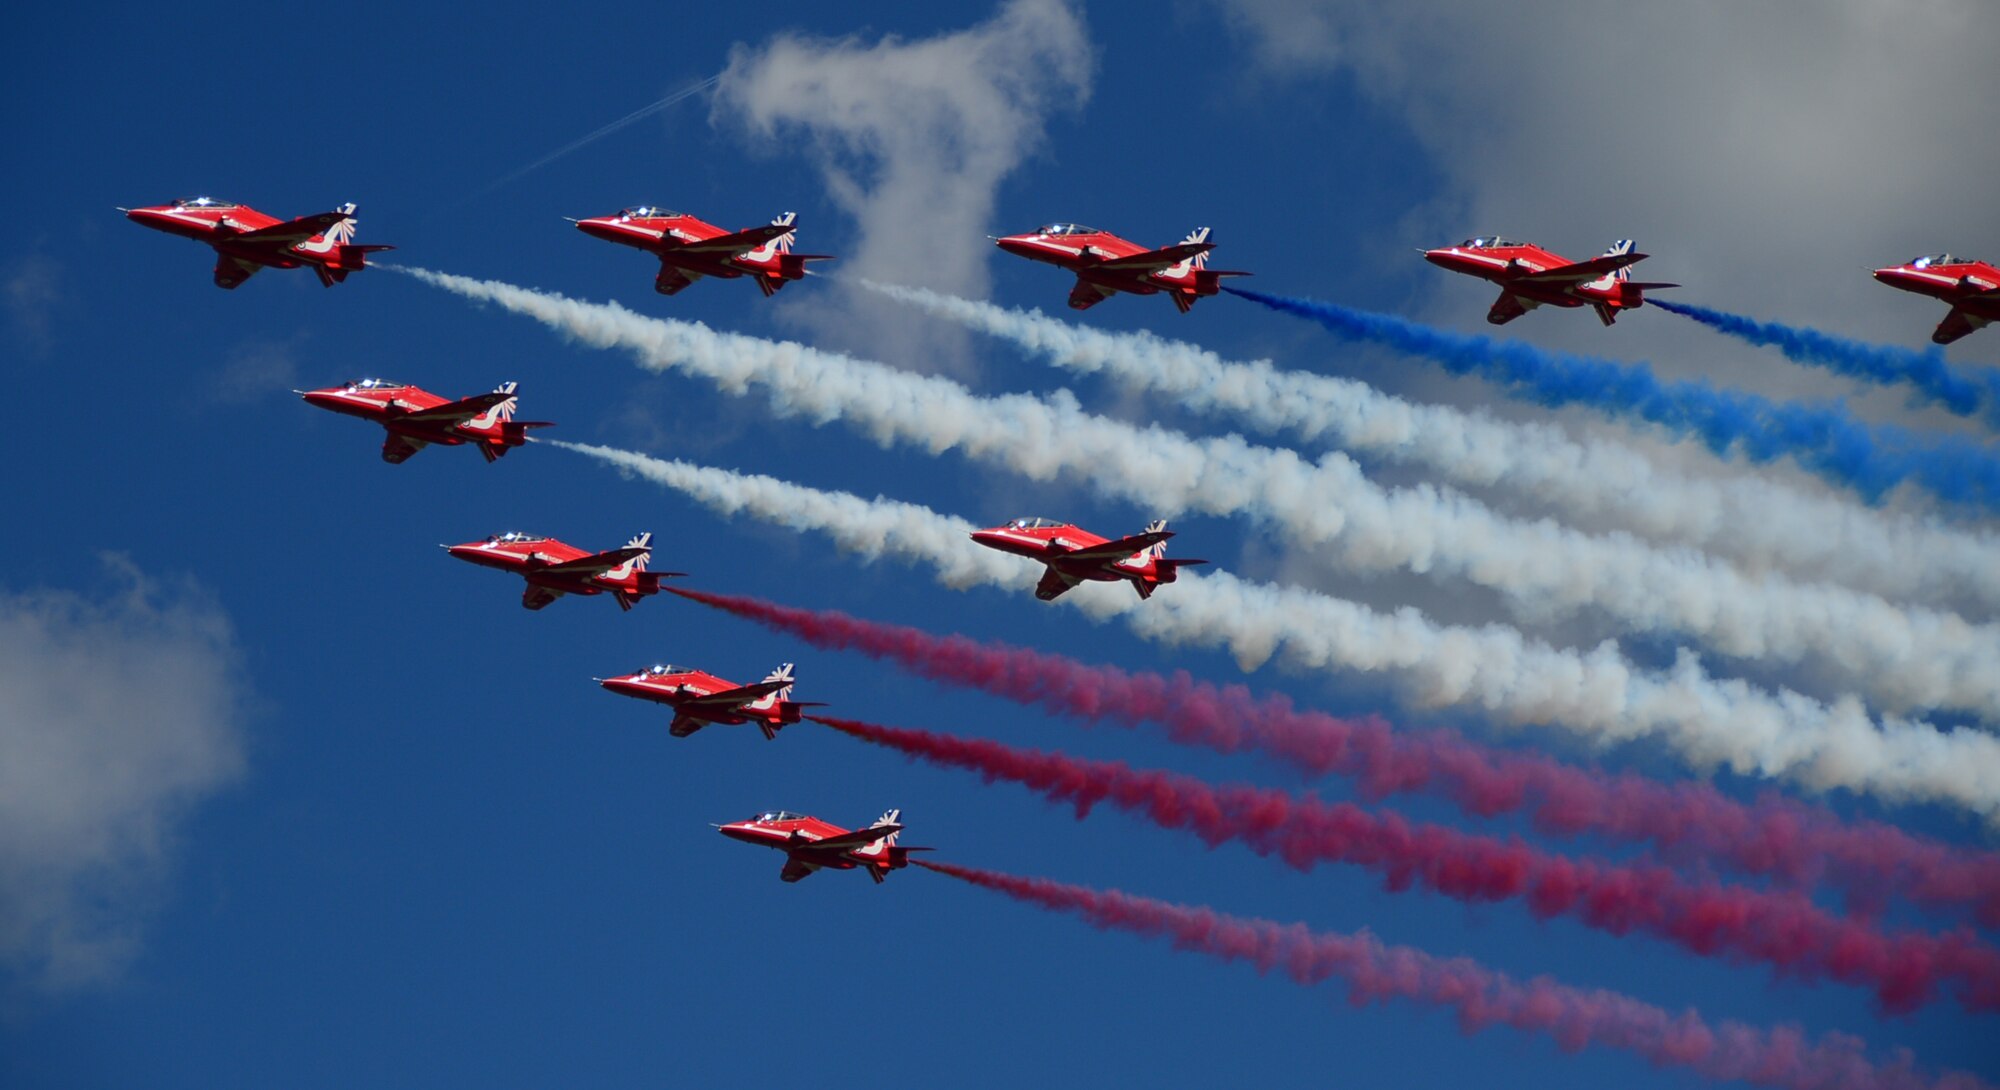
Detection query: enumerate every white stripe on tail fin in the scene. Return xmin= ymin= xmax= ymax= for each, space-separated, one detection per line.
xmin=768 ymin=212 xmax=797 ymax=256
xmin=326 ymin=203 xmax=360 ymax=246
xmin=1601 ymin=239 xmax=1636 ymax=282
xmin=607 ymin=531 xmax=653 ymax=579
xmin=855 ymin=808 xmax=901 ymax=858
xmin=754 ymin=662 xmax=798 ymax=707
xmin=469 ymin=381 xmax=520 ymax=429
xmin=1164 ymin=227 xmax=1212 ymax=278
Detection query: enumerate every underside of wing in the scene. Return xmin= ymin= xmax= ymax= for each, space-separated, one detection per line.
xmin=656 ymin=262 xmax=704 ymax=296
xmin=668 ymin=713 xmax=705 ymax=738
xmin=779 ymin=857 xmax=820 ymax=883
xmin=1512 ymin=251 xmax=1647 ymax=284
xmin=1034 ymin=567 xmax=1081 ymax=601
xmin=213 ymin=254 xmax=261 ymax=290
xmin=522 ymin=585 xmax=564 ymax=611
xmin=1067 ymin=278 xmax=1115 ymax=311
xmin=1934 ymin=306 xmax=1990 ymax=345
xmin=381 ymin=433 xmax=428 ymax=464
xmin=1487 ymin=290 xmax=1536 ymax=325
xmin=227 ymin=210 xmax=352 ymax=249
xmin=1093 ymin=240 xmax=1213 ymax=272
xmin=673 ymin=223 xmax=793 ymax=255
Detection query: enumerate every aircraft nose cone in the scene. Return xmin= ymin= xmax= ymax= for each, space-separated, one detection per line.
xmin=298 ymin=388 xmax=341 ymax=409
xmin=993 ymin=235 xmax=1040 ymax=259
xmin=1871 ymin=266 xmax=1905 ymax=284
xmin=574 ymin=217 xmax=624 ymax=241
xmin=968 ymin=528 xmax=1005 ymax=548
xmin=1421 ymin=247 xmax=1458 ymax=268
xmin=444 ymin=543 xmax=484 ymax=562
xmin=124 ymin=206 xmax=171 ymax=228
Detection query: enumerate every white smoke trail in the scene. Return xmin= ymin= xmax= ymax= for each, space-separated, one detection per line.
xmin=453 ymin=75 xmax=721 ymax=207
xmin=400 ymin=267 xmax=2000 ymax=721
xmin=861 ymin=280 xmax=2000 ymax=618
xmin=550 ymin=438 xmax=2000 ymax=821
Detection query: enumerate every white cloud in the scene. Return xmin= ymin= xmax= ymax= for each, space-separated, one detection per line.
xmin=0 ymin=558 xmax=247 ymax=991
xmin=713 ymin=0 xmax=1093 ymax=371
xmin=3 ymin=254 xmax=66 ymax=353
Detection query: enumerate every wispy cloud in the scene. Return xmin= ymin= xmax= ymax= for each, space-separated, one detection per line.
xmin=0 ymin=558 xmax=247 ymax=992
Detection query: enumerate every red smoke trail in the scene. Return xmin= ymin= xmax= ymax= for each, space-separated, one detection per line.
xmin=821 ymin=715 xmax=2000 ymax=1016
xmin=919 ymin=861 xmax=1994 ymax=1090
xmin=668 ymin=586 xmax=2000 ymax=927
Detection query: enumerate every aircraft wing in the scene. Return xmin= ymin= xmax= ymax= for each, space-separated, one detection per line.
xmin=1034 ymin=567 xmax=1081 ymax=601
xmin=678 ymin=680 xmax=791 ymax=709
xmin=779 ymin=858 xmax=820 ymax=883
xmin=1933 ymin=306 xmax=1990 ymax=345
xmin=1058 ymin=530 xmax=1173 ymax=563
xmin=399 ymin=390 xmax=514 ymax=426
xmin=671 ymin=223 xmax=794 ymax=255
xmin=1067 ymin=279 xmax=1115 ymax=311
xmin=213 ymin=255 xmax=261 ymax=290
xmin=226 ymin=210 xmax=354 ymax=249
xmin=381 ymin=434 xmax=429 ymax=464
xmin=668 ymin=713 xmax=706 ymax=738
xmin=803 ymin=824 xmax=903 ymax=853
xmin=1512 ymin=251 xmax=1648 ymax=284
xmin=535 ymin=546 xmax=648 ymax=578
xmin=655 ymin=262 xmax=704 ymax=296
xmin=1487 ymin=291 xmax=1537 ymax=325
xmin=522 ymin=585 xmax=565 ymax=611
xmin=1093 ymin=241 xmax=1214 ymax=272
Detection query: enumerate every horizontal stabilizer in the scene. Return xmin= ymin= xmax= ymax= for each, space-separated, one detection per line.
xmin=1096 ymin=241 xmax=1214 ymax=272
xmin=805 ymin=824 xmax=904 ymax=853
xmin=228 ymin=209 xmax=355 ymax=248
xmin=1514 ymin=251 xmax=1648 ymax=284
xmin=675 ymin=222 xmax=796 ymax=255
xmin=1624 ymin=281 xmax=1680 ymax=291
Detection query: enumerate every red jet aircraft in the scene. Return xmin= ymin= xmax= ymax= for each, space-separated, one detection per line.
xmin=598 ymin=662 xmax=824 ymax=740
xmin=1422 ymin=237 xmax=1676 ymax=326
xmin=994 ymin=223 xmax=1248 ymax=313
xmin=971 ymin=517 xmax=1204 ymax=601
xmin=444 ymin=531 xmax=680 ymax=611
xmin=716 ymin=809 xmax=927 ymax=883
xmin=123 ymin=196 xmax=392 ymax=289
xmin=1872 ymin=253 xmax=2000 ymax=345
xmin=571 ymin=206 xmax=831 ymax=297
xmin=299 ymin=378 xmax=552 ymax=464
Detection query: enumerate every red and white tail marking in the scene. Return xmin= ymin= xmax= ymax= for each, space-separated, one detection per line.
xmin=750 ymin=662 xmax=797 ymax=710
xmin=606 ymin=532 xmax=653 ymax=580
xmin=1162 ymin=227 xmax=1211 ymax=279
xmin=469 ymin=381 xmax=520 ymax=430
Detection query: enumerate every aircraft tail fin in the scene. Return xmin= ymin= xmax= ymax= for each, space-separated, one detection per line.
xmin=760 ymin=662 xmax=798 ymax=705
xmin=1600 ymin=239 xmax=1637 ymax=282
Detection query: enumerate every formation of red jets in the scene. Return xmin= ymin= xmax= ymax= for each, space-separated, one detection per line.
xmin=126 ymin=194 xmax=1994 ymax=882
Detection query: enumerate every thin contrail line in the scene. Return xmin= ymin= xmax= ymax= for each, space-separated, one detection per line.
xmin=453 ymin=74 xmax=721 ymax=207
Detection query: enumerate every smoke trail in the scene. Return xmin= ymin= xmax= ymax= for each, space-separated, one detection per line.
xmin=669 ymin=587 xmax=2000 ymax=927
xmin=550 ymin=439 xmax=2000 ymax=820
xmin=923 ymin=862 xmax=1994 ymax=1090
xmin=451 ymin=76 xmax=721 ymax=207
xmin=401 ymin=267 xmax=2000 ymax=721
xmin=862 ymin=280 xmax=2000 ymax=616
xmin=829 ymin=715 xmax=2000 ymax=1014
xmin=1655 ymin=299 xmax=2000 ymax=429
xmin=1227 ymin=286 xmax=2000 ymax=513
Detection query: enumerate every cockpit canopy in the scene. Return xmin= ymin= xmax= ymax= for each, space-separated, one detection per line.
xmin=173 ymin=196 xmax=239 ymax=210
xmin=1003 ymin=517 xmax=1067 ymax=530
xmin=1910 ymin=253 xmax=1962 ymax=269
xmin=751 ymin=810 xmax=807 ymax=823
xmin=1459 ymin=236 xmax=1524 ymax=249
xmin=344 ymin=377 xmax=406 ymax=391
xmin=486 ymin=531 xmax=546 ymax=544
xmin=640 ymin=664 xmax=689 ymax=677
xmin=1037 ymin=223 xmax=1101 ymax=237
xmin=621 ymin=205 xmax=681 ymax=220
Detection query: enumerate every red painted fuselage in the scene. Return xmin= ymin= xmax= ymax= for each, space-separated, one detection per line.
xmin=716 ymin=809 xmax=920 ymax=883
xmin=1872 ymin=254 xmax=2000 ymax=345
xmin=445 ymin=531 xmax=678 ymax=611
xmin=995 ymin=223 xmax=1247 ymax=313
xmin=299 ymin=378 xmax=551 ymax=463
xmin=124 ymin=196 xmax=392 ymax=289
xmin=598 ymin=662 xmax=821 ymax=739
xmin=1423 ymin=236 xmax=1671 ymax=326
xmin=970 ymin=517 xmax=1203 ymax=601
xmin=573 ymin=206 xmax=830 ymax=297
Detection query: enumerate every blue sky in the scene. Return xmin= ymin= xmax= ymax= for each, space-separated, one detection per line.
xmin=4 ymin=3 xmax=1996 ymax=1087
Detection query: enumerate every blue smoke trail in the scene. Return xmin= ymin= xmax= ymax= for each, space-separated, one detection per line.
xmin=1226 ymin=286 xmax=2000 ymax=512
xmin=1653 ymin=298 xmax=2000 ymax=429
